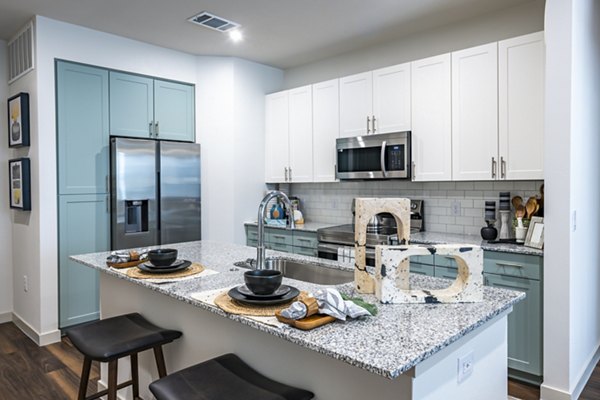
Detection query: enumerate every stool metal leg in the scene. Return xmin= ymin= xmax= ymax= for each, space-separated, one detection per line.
xmin=77 ymin=357 xmax=92 ymax=400
xmin=107 ymin=359 xmax=118 ymax=400
xmin=131 ymin=353 xmax=139 ymax=399
xmin=153 ymin=346 xmax=167 ymax=378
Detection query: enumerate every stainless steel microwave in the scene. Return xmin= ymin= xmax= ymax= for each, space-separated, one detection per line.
xmin=336 ymin=131 xmax=411 ymax=180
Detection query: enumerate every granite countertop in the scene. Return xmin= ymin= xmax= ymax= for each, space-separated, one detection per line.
xmin=72 ymin=240 xmax=524 ymax=379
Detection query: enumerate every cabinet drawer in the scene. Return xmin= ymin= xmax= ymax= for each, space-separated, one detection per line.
xmin=410 ymin=255 xmax=434 ymax=266
xmin=266 ymin=242 xmax=294 ymax=253
xmin=246 ymin=226 xmax=258 ymax=242
xmin=246 ymin=239 xmax=258 ymax=248
xmin=293 ymin=231 xmax=318 ymax=249
xmin=266 ymin=230 xmax=294 ymax=245
xmin=294 ymin=246 xmax=318 ymax=257
xmin=410 ymin=262 xmax=434 ymax=276
xmin=434 ymin=265 xmax=458 ymax=280
xmin=484 ymin=251 xmax=541 ymax=280
xmin=434 ymin=255 xmax=458 ymax=268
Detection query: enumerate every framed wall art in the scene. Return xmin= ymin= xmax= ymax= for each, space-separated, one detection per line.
xmin=8 ymin=158 xmax=31 ymax=211
xmin=524 ymin=216 xmax=544 ymax=249
xmin=7 ymin=92 xmax=30 ymax=148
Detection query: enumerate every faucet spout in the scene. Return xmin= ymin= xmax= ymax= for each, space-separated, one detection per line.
xmin=256 ymin=190 xmax=295 ymax=270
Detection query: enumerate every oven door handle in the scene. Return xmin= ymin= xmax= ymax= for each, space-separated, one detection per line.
xmin=380 ymin=140 xmax=387 ymax=177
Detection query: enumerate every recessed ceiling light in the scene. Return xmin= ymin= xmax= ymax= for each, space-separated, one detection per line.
xmin=228 ymin=29 xmax=243 ymax=43
xmin=188 ymin=11 xmax=241 ymax=34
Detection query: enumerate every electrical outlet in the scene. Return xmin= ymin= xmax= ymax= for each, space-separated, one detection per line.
xmin=451 ymin=201 xmax=461 ymax=216
xmin=23 ymin=275 xmax=28 ymax=292
xmin=457 ymin=351 xmax=474 ymax=383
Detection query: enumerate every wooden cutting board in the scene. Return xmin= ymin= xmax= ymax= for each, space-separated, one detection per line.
xmin=275 ymin=312 xmax=336 ymax=330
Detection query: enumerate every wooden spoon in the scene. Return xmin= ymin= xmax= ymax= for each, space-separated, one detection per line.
xmin=525 ymin=197 xmax=538 ymax=219
xmin=511 ymin=196 xmax=523 ymax=210
xmin=515 ymin=205 xmax=526 ymax=219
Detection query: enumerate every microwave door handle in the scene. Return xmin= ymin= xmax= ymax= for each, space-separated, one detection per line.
xmin=380 ymin=140 xmax=387 ymax=177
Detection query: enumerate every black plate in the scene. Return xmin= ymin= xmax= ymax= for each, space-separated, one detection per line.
xmin=143 ymin=259 xmax=188 ymax=270
xmin=235 ymin=285 xmax=291 ymax=300
xmin=228 ymin=286 xmax=300 ymax=306
xmin=137 ymin=260 xmax=191 ymax=274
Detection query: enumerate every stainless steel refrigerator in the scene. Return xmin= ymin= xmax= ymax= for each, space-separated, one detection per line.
xmin=110 ymin=137 xmax=201 ymax=250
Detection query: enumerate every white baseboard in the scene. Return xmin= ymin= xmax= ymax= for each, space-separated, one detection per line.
xmin=11 ymin=312 xmax=61 ymax=346
xmin=541 ymin=343 xmax=600 ymax=400
xmin=0 ymin=311 xmax=12 ymax=324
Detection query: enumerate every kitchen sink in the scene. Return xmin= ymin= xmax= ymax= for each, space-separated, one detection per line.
xmin=234 ymin=258 xmax=353 ymax=285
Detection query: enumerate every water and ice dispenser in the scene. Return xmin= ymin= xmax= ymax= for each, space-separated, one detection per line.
xmin=124 ymin=200 xmax=149 ymax=233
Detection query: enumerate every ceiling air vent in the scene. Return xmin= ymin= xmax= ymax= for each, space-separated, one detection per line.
xmin=187 ymin=11 xmax=240 ymax=32
xmin=8 ymin=21 xmax=35 ymax=83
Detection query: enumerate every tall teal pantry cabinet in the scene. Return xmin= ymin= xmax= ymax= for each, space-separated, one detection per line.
xmin=56 ymin=61 xmax=110 ymax=328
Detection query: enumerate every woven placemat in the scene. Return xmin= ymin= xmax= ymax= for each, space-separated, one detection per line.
xmin=126 ymin=262 xmax=205 ymax=280
xmin=214 ymin=291 xmax=308 ymax=316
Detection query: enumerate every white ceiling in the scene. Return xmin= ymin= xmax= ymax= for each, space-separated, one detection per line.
xmin=0 ymin=0 xmax=532 ymax=69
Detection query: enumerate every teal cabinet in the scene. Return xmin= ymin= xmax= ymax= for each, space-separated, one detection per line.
xmin=434 ymin=265 xmax=458 ymax=280
xmin=58 ymin=194 xmax=109 ymax=328
xmin=109 ymin=72 xmax=154 ymax=138
xmin=409 ymin=262 xmax=434 ymax=276
xmin=110 ymin=72 xmax=195 ymax=142
xmin=245 ymin=225 xmax=318 ymax=257
xmin=56 ymin=62 xmax=109 ymax=195
xmin=154 ymin=79 xmax=195 ymax=141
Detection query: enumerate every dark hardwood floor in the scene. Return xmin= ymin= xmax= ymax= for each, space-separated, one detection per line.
xmin=1 ymin=321 xmax=600 ymax=399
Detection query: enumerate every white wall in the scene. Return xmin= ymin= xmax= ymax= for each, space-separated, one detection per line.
xmin=283 ymin=0 xmax=545 ymax=89
xmin=0 ymin=41 xmax=14 ymax=322
xmin=542 ymin=0 xmax=600 ymax=399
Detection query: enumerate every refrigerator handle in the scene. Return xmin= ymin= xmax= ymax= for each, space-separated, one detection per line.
xmin=156 ymin=170 xmax=161 ymax=231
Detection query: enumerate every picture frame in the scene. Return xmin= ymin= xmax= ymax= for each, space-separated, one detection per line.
xmin=7 ymin=92 xmax=30 ymax=148
xmin=524 ymin=216 xmax=544 ymax=249
xmin=8 ymin=158 xmax=31 ymax=211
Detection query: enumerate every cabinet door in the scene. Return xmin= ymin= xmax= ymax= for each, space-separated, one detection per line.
xmin=499 ymin=32 xmax=544 ymax=180
xmin=56 ymin=61 xmax=109 ymax=195
xmin=411 ymin=54 xmax=452 ymax=181
xmin=313 ymin=79 xmax=339 ymax=182
xmin=58 ymin=194 xmax=109 ymax=328
xmin=109 ymin=72 xmax=154 ymax=138
xmin=265 ymin=91 xmax=289 ymax=183
xmin=434 ymin=265 xmax=458 ymax=280
xmin=409 ymin=262 xmax=434 ymax=276
xmin=339 ymin=72 xmax=373 ymax=138
xmin=452 ymin=43 xmax=499 ymax=180
xmin=484 ymin=273 xmax=542 ymax=377
xmin=288 ymin=86 xmax=313 ymax=182
xmin=373 ymin=63 xmax=411 ymax=134
xmin=154 ymin=79 xmax=195 ymax=142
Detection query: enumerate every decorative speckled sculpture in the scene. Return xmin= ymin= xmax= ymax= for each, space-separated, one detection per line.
xmin=375 ymin=244 xmax=484 ymax=304
xmin=354 ymin=198 xmax=411 ymax=293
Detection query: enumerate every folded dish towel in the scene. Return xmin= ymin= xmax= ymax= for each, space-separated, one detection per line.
xmin=280 ymin=288 xmax=373 ymax=321
xmin=106 ymin=248 xmax=150 ymax=264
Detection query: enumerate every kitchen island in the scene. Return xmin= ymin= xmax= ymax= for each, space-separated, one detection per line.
xmin=72 ymin=241 xmax=524 ymax=400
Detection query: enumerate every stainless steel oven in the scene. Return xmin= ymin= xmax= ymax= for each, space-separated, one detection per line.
xmin=336 ymin=131 xmax=411 ymax=180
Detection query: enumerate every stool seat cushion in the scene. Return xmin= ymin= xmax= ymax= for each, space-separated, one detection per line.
xmin=66 ymin=313 xmax=182 ymax=362
xmin=149 ymin=353 xmax=314 ymax=400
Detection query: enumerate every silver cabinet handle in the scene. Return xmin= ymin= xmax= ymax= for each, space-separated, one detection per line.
xmin=289 ymin=168 xmax=292 ymax=181
xmin=284 ymin=167 xmax=288 ymax=182
xmin=501 ymin=156 xmax=506 ymax=179
xmin=495 ymin=262 xmax=524 ymax=269
xmin=149 ymin=122 xmax=153 ymax=137
xmin=380 ymin=140 xmax=387 ymax=177
xmin=155 ymin=121 xmax=159 ymax=137
xmin=491 ymin=157 xmax=497 ymax=179
xmin=412 ymin=161 xmax=416 ymax=180
xmin=372 ymin=115 xmax=376 ymax=133
xmin=105 ymin=175 xmax=109 ymax=192
xmin=367 ymin=116 xmax=371 ymax=134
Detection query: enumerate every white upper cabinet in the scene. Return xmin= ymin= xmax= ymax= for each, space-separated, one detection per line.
xmin=339 ymin=72 xmax=373 ymax=137
xmin=372 ymin=63 xmax=411 ymax=134
xmin=339 ymin=65 xmax=411 ymax=138
xmin=499 ymin=32 xmax=545 ymax=180
xmin=265 ymin=91 xmax=289 ymax=183
xmin=312 ymin=79 xmax=339 ymax=182
xmin=411 ymin=54 xmax=452 ymax=181
xmin=288 ymin=85 xmax=314 ymax=182
xmin=452 ymin=42 xmax=499 ymax=181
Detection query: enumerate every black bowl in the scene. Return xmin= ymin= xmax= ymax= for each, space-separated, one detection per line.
xmin=148 ymin=249 xmax=178 ymax=267
xmin=244 ymin=270 xmax=283 ymax=295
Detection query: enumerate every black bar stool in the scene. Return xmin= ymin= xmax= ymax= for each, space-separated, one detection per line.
xmin=149 ymin=353 xmax=314 ymax=400
xmin=66 ymin=313 xmax=182 ymax=400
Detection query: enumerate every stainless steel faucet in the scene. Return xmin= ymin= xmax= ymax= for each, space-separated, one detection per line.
xmin=257 ymin=190 xmax=295 ymax=270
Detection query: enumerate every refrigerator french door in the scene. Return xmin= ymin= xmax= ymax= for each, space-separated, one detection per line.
xmin=111 ymin=137 xmax=201 ymax=250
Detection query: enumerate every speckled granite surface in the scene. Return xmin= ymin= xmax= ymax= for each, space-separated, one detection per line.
xmin=71 ymin=240 xmax=524 ymax=379
xmin=244 ymin=220 xmax=332 ymax=232
xmin=410 ymin=232 xmax=544 ymax=257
